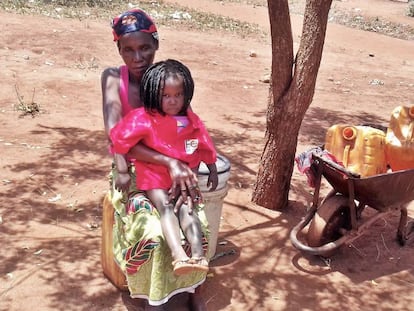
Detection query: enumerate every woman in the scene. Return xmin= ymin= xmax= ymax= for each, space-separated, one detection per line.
xmin=101 ymin=8 xmax=209 ymax=311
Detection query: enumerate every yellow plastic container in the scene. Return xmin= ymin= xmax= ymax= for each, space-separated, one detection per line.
xmin=101 ymin=192 xmax=128 ymax=291
xmin=324 ymin=124 xmax=387 ymax=177
xmin=385 ymin=106 xmax=414 ymax=171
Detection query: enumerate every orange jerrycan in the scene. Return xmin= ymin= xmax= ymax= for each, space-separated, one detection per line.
xmin=101 ymin=192 xmax=128 ymax=291
xmin=324 ymin=124 xmax=387 ymax=177
xmin=385 ymin=106 xmax=414 ymax=171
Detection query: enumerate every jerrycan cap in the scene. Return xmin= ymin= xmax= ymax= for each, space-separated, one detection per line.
xmin=409 ymin=106 xmax=414 ymax=118
xmin=342 ymin=126 xmax=357 ymax=140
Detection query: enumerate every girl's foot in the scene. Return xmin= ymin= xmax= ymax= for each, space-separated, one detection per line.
xmin=189 ymin=257 xmax=209 ymax=272
xmin=172 ymin=258 xmax=194 ymax=275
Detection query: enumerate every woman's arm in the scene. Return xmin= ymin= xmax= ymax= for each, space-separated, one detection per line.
xmin=128 ymin=144 xmax=201 ymax=206
xmin=101 ymin=67 xmax=123 ymax=138
xmin=128 ymin=144 xmax=199 ymax=185
xmin=101 ymin=67 xmax=132 ymax=192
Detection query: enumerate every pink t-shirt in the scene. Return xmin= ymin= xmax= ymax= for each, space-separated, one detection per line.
xmin=110 ymin=108 xmax=217 ymax=190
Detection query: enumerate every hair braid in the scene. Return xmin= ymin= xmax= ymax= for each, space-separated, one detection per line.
xmin=140 ymin=59 xmax=194 ymax=115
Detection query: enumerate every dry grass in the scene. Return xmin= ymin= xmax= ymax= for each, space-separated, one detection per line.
xmin=0 ymin=0 xmax=263 ymax=38
xmin=14 ymin=85 xmax=41 ymax=118
xmin=329 ymin=7 xmax=414 ymax=41
xmin=1 ymin=0 xmax=412 ymax=40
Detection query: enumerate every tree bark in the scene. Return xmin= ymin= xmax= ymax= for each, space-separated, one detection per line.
xmin=252 ymin=0 xmax=332 ymax=210
xmin=409 ymin=0 xmax=414 ymax=18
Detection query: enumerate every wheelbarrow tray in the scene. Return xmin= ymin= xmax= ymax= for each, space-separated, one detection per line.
xmin=318 ymin=155 xmax=414 ymax=211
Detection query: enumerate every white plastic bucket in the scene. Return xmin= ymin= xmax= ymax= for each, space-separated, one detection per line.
xmin=197 ymin=154 xmax=231 ymax=258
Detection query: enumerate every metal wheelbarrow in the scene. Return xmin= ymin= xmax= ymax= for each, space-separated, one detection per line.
xmin=290 ymin=154 xmax=414 ymax=257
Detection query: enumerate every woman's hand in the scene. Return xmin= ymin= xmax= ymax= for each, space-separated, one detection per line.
xmin=114 ymin=172 xmax=131 ymax=193
xmin=167 ymin=159 xmax=199 ymax=201
xmin=171 ymin=186 xmax=203 ymax=215
xmin=126 ymin=144 xmax=202 ymax=212
xmin=167 ymin=159 xmax=203 ymax=213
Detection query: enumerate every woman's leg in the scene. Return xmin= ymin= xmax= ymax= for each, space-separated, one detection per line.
xmin=146 ymin=189 xmax=189 ymax=261
xmin=144 ymin=302 xmax=165 ymax=311
xmin=189 ymin=285 xmax=208 ymax=311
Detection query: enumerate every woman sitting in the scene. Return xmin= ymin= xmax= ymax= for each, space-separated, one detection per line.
xmin=101 ymin=8 xmax=209 ymax=311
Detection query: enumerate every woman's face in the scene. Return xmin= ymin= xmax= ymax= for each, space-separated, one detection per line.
xmin=161 ymin=76 xmax=185 ymax=116
xmin=118 ymin=31 xmax=158 ymax=81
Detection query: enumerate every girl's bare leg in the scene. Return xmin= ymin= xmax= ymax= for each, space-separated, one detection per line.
xmin=178 ymin=203 xmax=204 ymax=258
xmin=146 ymin=189 xmax=188 ymax=261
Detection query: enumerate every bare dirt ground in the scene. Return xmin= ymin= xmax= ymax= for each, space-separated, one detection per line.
xmin=1 ymin=0 xmax=414 ymax=310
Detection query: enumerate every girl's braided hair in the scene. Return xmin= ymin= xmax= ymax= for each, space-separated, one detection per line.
xmin=140 ymin=59 xmax=194 ymax=116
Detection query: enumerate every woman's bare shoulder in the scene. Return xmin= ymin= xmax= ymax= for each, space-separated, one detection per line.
xmin=101 ymin=66 xmax=121 ymax=80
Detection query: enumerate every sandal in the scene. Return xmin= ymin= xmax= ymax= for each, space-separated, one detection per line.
xmin=189 ymin=257 xmax=209 ymax=273
xmin=172 ymin=259 xmax=194 ymax=275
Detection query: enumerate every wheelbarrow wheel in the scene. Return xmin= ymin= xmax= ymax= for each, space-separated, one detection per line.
xmin=307 ymin=194 xmax=351 ymax=254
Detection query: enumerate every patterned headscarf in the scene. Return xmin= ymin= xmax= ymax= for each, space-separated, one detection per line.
xmin=111 ymin=9 xmax=159 ymax=42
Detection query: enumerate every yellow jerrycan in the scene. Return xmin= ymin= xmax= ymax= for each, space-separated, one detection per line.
xmin=385 ymin=106 xmax=414 ymax=171
xmin=324 ymin=124 xmax=387 ymax=177
xmin=101 ymin=192 xmax=128 ymax=291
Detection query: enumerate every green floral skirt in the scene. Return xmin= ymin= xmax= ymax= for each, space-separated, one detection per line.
xmin=110 ymin=166 xmax=210 ymax=306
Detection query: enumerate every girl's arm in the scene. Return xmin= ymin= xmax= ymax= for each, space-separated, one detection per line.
xmin=206 ymin=163 xmax=218 ymax=191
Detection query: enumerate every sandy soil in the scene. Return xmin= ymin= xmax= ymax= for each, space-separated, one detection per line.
xmin=1 ymin=0 xmax=414 ymax=310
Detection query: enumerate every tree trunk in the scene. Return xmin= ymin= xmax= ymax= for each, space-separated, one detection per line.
xmin=409 ymin=0 xmax=414 ymax=17
xmin=252 ymin=0 xmax=332 ymax=210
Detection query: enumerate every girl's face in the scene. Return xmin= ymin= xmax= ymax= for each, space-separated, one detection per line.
xmin=161 ymin=76 xmax=185 ymax=116
xmin=118 ymin=31 xmax=158 ymax=81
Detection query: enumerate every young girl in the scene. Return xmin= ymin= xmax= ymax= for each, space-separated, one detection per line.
xmin=110 ymin=59 xmax=218 ymax=275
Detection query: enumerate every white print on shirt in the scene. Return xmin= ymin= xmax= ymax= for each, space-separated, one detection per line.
xmin=185 ymin=139 xmax=199 ymax=154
